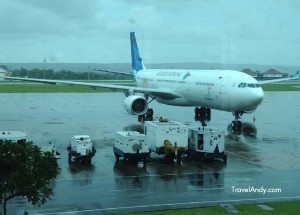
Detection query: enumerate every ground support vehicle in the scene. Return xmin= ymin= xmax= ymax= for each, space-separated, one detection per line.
xmin=42 ymin=142 xmax=61 ymax=159
xmin=0 ymin=130 xmax=27 ymax=144
xmin=67 ymin=135 xmax=96 ymax=164
xmin=188 ymin=127 xmax=227 ymax=162
xmin=144 ymin=121 xmax=188 ymax=163
xmin=114 ymin=131 xmax=149 ymax=164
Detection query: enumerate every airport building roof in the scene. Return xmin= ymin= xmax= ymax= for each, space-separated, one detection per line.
xmin=0 ymin=68 xmax=6 ymax=73
xmin=263 ymin=69 xmax=283 ymax=74
xmin=242 ymin=69 xmax=260 ymax=77
xmin=0 ymin=68 xmax=11 ymax=77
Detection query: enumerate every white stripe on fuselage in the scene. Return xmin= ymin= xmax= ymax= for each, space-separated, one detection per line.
xmin=136 ymin=69 xmax=264 ymax=112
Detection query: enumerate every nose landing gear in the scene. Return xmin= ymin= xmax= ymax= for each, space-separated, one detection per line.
xmin=231 ymin=111 xmax=243 ymax=131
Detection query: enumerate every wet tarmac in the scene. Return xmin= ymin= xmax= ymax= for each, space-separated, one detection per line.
xmin=1 ymin=92 xmax=300 ymax=214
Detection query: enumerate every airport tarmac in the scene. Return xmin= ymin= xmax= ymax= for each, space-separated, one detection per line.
xmin=1 ymin=92 xmax=300 ymax=214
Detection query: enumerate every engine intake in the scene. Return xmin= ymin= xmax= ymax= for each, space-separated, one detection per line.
xmin=123 ymin=95 xmax=148 ymax=115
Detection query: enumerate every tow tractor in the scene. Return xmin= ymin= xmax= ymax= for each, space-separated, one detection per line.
xmin=67 ymin=135 xmax=96 ymax=164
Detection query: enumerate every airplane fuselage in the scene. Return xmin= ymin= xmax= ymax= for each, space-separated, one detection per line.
xmin=136 ymin=69 xmax=264 ymax=112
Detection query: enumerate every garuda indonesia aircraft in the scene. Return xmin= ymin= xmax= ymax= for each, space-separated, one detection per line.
xmin=5 ymin=32 xmax=299 ymax=129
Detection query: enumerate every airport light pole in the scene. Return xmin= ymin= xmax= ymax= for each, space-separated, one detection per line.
xmin=43 ymin=58 xmax=46 ymax=79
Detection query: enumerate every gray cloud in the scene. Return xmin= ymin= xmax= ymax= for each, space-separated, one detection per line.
xmin=0 ymin=0 xmax=299 ymax=65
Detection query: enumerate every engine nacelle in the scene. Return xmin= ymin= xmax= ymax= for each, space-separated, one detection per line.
xmin=123 ymin=95 xmax=148 ymax=115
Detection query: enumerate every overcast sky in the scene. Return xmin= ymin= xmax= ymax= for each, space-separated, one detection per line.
xmin=0 ymin=0 xmax=300 ymax=65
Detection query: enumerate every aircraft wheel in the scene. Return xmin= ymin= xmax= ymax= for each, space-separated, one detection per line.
xmin=206 ymin=108 xmax=211 ymax=121
xmin=231 ymin=121 xmax=236 ymax=128
xmin=237 ymin=120 xmax=242 ymax=128
xmin=146 ymin=108 xmax=153 ymax=117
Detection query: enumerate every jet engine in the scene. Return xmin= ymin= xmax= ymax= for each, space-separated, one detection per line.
xmin=123 ymin=95 xmax=148 ymax=115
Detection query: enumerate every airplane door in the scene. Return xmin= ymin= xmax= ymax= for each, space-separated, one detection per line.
xmin=219 ymin=77 xmax=230 ymax=93
xmin=218 ymin=77 xmax=230 ymax=107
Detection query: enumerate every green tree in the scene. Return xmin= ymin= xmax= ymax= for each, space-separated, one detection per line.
xmin=0 ymin=140 xmax=60 ymax=215
xmin=0 ymin=65 xmax=8 ymax=70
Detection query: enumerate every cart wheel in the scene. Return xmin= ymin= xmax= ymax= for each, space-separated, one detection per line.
xmin=87 ymin=158 xmax=92 ymax=165
xmin=114 ymin=152 xmax=120 ymax=162
xmin=143 ymin=157 xmax=147 ymax=165
xmin=177 ymin=153 xmax=182 ymax=164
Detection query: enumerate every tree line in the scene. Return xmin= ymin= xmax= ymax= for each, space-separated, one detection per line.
xmin=1 ymin=66 xmax=131 ymax=80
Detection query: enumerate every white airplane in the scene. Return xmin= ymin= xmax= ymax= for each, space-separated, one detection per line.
xmin=5 ymin=32 xmax=300 ymax=129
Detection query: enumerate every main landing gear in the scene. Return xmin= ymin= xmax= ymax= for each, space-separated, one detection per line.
xmin=194 ymin=107 xmax=211 ymax=126
xmin=138 ymin=96 xmax=156 ymax=123
xmin=193 ymin=108 xmax=244 ymax=132
xmin=231 ymin=111 xmax=243 ymax=131
xmin=138 ymin=108 xmax=154 ymax=122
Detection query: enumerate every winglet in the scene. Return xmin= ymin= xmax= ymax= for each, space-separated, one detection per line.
xmin=130 ymin=32 xmax=145 ymax=81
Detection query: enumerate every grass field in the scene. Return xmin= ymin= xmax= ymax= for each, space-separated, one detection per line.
xmin=111 ymin=201 xmax=300 ymax=215
xmin=261 ymin=84 xmax=300 ymax=91
xmin=0 ymin=82 xmax=300 ymax=93
xmin=0 ymin=83 xmax=117 ymax=93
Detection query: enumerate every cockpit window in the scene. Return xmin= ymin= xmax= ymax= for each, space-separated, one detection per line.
xmin=238 ymin=83 xmax=246 ymax=88
xmin=238 ymin=83 xmax=261 ymax=88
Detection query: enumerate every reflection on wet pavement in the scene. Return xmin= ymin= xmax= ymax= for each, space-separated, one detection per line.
xmin=1 ymin=92 xmax=300 ymax=214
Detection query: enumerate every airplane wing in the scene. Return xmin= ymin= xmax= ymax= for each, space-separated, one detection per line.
xmin=4 ymin=76 xmax=182 ymax=99
xmin=259 ymin=71 xmax=300 ymax=84
xmin=90 ymin=68 xmax=132 ymax=76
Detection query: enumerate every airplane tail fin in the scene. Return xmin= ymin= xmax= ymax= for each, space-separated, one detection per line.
xmin=130 ymin=32 xmax=145 ymax=81
xmin=294 ymin=70 xmax=300 ymax=79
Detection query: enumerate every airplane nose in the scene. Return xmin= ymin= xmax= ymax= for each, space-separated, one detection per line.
xmin=242 ymin=88 xmax=264 ymax=111
xmin=257 ymin=88 xmax=264 ymax=103
xmin=249 ymin=88 xmax=264 ymax=106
